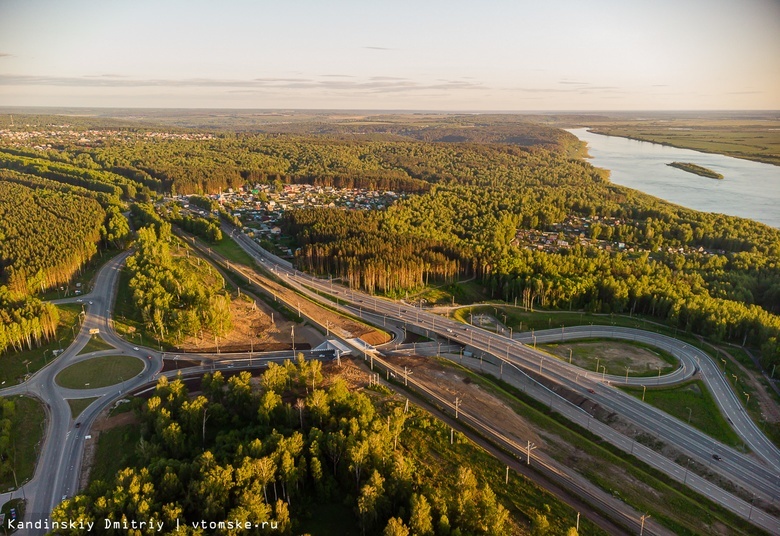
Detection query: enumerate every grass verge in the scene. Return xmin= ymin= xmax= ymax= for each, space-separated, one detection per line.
xmin=0 ymin=396 xmax=45 ymax=490
xmin=67 ymin=397 xmax=99 ymax=419
xmin=76 ymin=336 xmax=115 ymax=355
xmin=1 ymin=498 xmax=25 ymax=533
xmin=55 ymin=355 xmax=144 ymax=389
xmin=621 ymin=381 xmax=743 ymax=448
xmin=89 ymin=424 xmax=141 ymax=485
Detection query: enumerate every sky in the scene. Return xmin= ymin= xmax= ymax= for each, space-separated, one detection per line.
xmin=1 ymin=0 xmax=779 ymax=110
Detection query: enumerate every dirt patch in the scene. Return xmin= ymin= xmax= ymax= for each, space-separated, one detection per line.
xmin=176 ymin=293 xmax=278 ymax=353
xmin=388 ymin=354 xmax=544 ymax=448
xmin=91 ymin=406 xmax=139 ymax=433
xmin=544 ymin=341 xmax=672 ymax=375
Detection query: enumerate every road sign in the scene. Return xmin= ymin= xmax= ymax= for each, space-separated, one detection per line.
xmin=89 ymin=328 xmax=100 ymax=334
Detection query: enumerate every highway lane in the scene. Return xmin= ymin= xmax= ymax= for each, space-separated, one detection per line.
xmin=524 ymin=325 xmax=780 ymax=473
xmin=226 ymin=228 xmax=780 ymax=529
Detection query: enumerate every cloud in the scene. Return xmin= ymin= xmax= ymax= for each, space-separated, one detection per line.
xmin=363 ymin=46 xmax=394 ymax=51
xmin=0 ymin=53 xmax=12 ymax=58
xmin=0 ymin=73 xmax=485 ymax=95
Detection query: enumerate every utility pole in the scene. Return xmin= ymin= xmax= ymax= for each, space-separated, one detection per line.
xmin=454 ymin=397 xmax=462 ymax=419
xmin=642 ymin=385 xmax=647 ymax=402
xmin=403 ymin=366 xmax=412 ymax=386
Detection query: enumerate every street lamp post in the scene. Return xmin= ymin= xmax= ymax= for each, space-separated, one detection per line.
xmin=640 ymin=514 xmax=651 ymax=536
xmin=625 ymin=366 xmax=631 ymax=383
xmin=686 ymin=407 xmax=692 ymax=424
xmin=684 ymin=458 xmax=692 ymax=484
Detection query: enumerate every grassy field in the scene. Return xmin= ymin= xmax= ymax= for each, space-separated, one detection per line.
xmin=621 ymin=381 xmax=743 ymax=448
xmin=76 ymin=335 xmax=115 ymax=355
xmin=55 ymin=355 xmax=144 ymax=389
xmin=89 ymin=424 xmax=141 ymax=485
xmin=540 ymin=339 xmax=678 ymax=377
xmin=203 ymin=234 xmax=255 ymax=266
xmin=587 ymin=120 xmax=780 ymax=166
xmin=0 ymin=303 xmax=81 ymax=386
xmin=0 ymin=396 xmax=45 ymax=490
xmin=67 ymin=397 xmax=99 ymax=419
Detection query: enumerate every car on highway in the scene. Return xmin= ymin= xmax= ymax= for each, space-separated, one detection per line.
xmin=587 ymin=389 xmax=595 ymax=394
xmin=75 ymin=422 xmax=81 ymax=428
xmin=76 ymin=298 xmax=82 ymax=302
xmin=147 ymin=355 xmax=153 ymax=360
xmin=89 ymin=301 xmax=93 ymax=305
xmin=712 ymin=454 xmax=722 ymax=461
xmin=133 ymin=347 xmax=139 ymax=351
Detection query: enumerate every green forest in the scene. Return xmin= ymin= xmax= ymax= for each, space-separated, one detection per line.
xmin=125 ymin=207 xmax=231 ymax=346
xmin=0 ymin=115 xmax=778 ymax=368
xmin=51 ymin=361 xmax=586 ymax=535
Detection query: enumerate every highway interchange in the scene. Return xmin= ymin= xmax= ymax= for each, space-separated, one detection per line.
xmin=229 ymin=227 xmax=780 ymax=533
xmin=1 ymin=228 xmax=778 ymax=534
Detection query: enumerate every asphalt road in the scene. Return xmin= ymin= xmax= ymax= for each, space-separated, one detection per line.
xmin=226 ymin=227 xmax=780 ymax=533
xmin=2 ymin=229 xmax=778 ymax=534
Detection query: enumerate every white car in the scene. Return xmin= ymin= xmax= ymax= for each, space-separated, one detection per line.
xmin=133 ymin=347 xmax=139 ymax=351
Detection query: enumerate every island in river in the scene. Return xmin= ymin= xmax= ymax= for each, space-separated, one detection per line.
xmin=667 ymin=161 xmax=724 ymax=179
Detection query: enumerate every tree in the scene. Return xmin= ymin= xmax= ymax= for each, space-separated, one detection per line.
xmin=409 ymin=493 xmax=434 ymax=536
xmin=383 ymin=517 xmax=410 ymax=536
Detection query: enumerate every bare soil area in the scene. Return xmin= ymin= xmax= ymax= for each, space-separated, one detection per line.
xmin=230 ymin=261 xmax=391 ymax=346
xmin=387 ymin=354 xmax=544 ymax=448
xmin=543 ymin=341 xmax=671 ymax=375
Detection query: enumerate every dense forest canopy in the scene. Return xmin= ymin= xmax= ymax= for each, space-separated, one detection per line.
xmin=126 ymin=205 xmax=231 ymax=346
xmin=52 ymin=364 xmax=519 ymax=535
xmin=1 ymin=114 xmax=778 ymax=368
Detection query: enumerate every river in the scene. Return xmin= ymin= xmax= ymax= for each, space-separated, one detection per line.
xmin=566 ymin=128 xmax=780 ymax=229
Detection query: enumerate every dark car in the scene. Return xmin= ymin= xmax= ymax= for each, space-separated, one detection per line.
xmin=587 ymin=388 xmax=595 ymax=394
xmin=75 ymin=422 xmax=81 ymax=428
xmin=712 ymin=454 xmax=722 ymax=461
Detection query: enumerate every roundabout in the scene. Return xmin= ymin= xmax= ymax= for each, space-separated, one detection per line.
xmin=55 ymin=355 xmax=145 ymax=390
